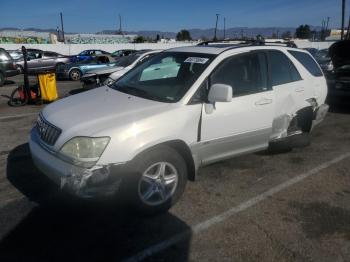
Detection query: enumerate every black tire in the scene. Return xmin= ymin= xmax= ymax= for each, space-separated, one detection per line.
xmin=69 ymin=69 xmax=82 ymax=81
xmin=8 ymin=87 xmax=28 ymax=107
xmin=0 ymin=72 xmax=4 ymax=87
xmin=55 ymin=63 xmax=65 ymax=73
xmin=122 ymin=145 xmax=187 ymax=215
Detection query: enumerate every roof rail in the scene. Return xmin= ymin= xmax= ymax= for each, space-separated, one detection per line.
xmin=197 ymin=38 xmax=297 ymax=48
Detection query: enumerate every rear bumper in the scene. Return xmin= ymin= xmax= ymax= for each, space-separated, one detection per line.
xmin=312 ymin=104 xmax=329 ymax=127
xmin=29 ymin=128 xmax=124 ymax=198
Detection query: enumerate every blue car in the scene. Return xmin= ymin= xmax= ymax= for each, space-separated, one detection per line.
xmin=57 ymin=58 xmax=118 ymax=81
xmin=70 ymin=49 xmax=111 ymax=63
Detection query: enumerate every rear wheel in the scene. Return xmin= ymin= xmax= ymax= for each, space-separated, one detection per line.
xmin=8 ymin=87 xmax=28 ymax=107
xmin=69 ymin=69 xmax=81 ymax=81
xmin=55 ymin=63 xmax=65 ymax=73
xmin=269 ymin=112 xmax=312 ymax=153
xmin=123 ymin=146 xmax=187 ymax=215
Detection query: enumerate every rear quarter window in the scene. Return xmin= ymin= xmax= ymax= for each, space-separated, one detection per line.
xmin=268 ymin=50 xmax=302 ymax=86
xmin=288 ymin=50 xmax=323 ymax=77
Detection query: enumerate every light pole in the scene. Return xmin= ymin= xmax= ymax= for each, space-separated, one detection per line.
xmin=341 ymin=0 xmax=345 ymax=40
xmin=60 ymin=12 xmax=65 ymax=43
xmin=223 ymin=17 xmax=226 ymax=39
xmin=214 ymin=14 xmax=219 ymax=40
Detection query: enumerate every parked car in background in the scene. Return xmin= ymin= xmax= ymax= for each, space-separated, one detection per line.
xmin=326 ymin=40 xmax=350 ymax=99
xmin=15 ymin=49 xmax=71 ymax=74
xmin=0 ymin=48 xmax=20 ymax=86
xmin=70 ymin=49 xmax=112 ymax=63
xmin=81 ymin=50 xmax=161 ymax=88
xmin=111 ymin=49 xmax=137 ymax=58
xmin=303 ymin=48 xmax=318 ymax=57
xmin=56 ymin=56 xmax=112 ymax=81
xmin=314 ymin=48 xmax=333 ymax=73
xmin=7 ymin=50 xmax=23 ymax=60
xmin=30 ymin=42 xmax=328 ymax=214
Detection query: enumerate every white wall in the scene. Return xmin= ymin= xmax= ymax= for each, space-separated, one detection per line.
xmin=0 ymin=40 xmax=335 ymax=55
xmin=293 ymin=40 xmax=335 ymax=49
xmin=0 ymin=43 xmax=196 ymax=55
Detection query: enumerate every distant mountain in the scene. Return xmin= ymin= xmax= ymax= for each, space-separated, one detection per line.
xmin=1 ymin=26 xmax=322 ymax=40
xmin=99 ymin=26 xmax=322 ymax=40
xmin=0 ymin=27 xmax=76 ymax=34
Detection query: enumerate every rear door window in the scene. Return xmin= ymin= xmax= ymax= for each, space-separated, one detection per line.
xmin=268 ymin=50 xmax=302 ymax=86
xmin=288 ymin=50 xmax=323 ymax=77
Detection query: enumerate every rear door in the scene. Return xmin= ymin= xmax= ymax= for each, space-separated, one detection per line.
xmin=42 ymin=52 xmax=58 ymax=70
xmin=267 ymin=50 xmax=304 ymax=116
xmin=199 ymin=51 xmax=274 ymax=164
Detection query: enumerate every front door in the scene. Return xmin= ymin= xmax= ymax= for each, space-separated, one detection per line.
xmin=199 ymin=51 xmax=274 ymax=165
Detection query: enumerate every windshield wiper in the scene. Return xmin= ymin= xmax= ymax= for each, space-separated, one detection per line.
xmin=116 ymin=85 xmax=172 ymax=103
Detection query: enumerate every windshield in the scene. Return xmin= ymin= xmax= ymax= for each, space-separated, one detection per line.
xmin=112 ymin=52 xmax=215 ymax=103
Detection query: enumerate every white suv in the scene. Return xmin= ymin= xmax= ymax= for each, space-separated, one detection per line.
xmin=29 ymin=41 xmax=328 ymax=214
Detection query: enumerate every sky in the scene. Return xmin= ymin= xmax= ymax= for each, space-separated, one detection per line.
xmin=0 ymin=0 xmax=347 ymax=33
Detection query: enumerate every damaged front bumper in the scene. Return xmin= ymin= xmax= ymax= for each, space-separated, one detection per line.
xmin=29 ymin=129 xmax=124 ymax=198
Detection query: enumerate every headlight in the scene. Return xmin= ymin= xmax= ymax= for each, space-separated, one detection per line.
xmin=104 ymin=77 xmax=115 ymax=86
xmin=59 ymin=137 xmax=110 ymax=168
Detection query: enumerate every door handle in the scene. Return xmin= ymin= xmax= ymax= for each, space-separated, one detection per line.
xmin=255 ymin=98 xmax=273 ymax=106
xmin=295 ymin=87 xmax=305 ymax=92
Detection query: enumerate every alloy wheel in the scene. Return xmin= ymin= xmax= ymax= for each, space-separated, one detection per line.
xmin=138 ymin=162 xmax=178 ymax=206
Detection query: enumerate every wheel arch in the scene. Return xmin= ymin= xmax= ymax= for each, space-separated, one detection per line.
xmin=294 ymin=106 xmax=314 ymax=133
xmin=68 ymin=67 xmax=82 ymax=75
xmin=131 ymin=139 xmax=197 ymax=182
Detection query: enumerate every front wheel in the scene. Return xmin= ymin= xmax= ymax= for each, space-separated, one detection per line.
xmin=123 ymin=146 xmax=187 ymax=215
xmin=69 ymin=69 xmax=82 ymax=81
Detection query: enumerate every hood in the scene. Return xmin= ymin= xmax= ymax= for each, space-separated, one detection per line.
xmin=109 ymin=67 xmax=130 ymax=80
xmin=329 ymin=40 xmax=350 ymax=69
xmin=85 ymin=66 xmax=124 ymax=76
xmin=42 ymin=86 xmax=171 ymax=141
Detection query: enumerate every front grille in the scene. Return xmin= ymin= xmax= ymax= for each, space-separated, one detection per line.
xmin=36 ymin=114 xmax=61 ymax=146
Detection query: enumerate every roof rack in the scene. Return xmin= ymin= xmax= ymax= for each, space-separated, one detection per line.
xmin=197 ymin=38 xmax=297 ymax=48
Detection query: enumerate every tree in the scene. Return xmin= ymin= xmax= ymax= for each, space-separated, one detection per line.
xmin=295 ymin=25 xmax=311 ymax=39
xmin=134 ymin=36 xmax=146 ymax=43
xmin=281 ymin=31 xmax=292 ymax=39
xmin=176 ymin=30 xmax=192 ymax=41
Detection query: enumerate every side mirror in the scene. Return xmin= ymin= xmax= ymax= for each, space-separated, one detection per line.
xmin=208 ymin=83 xmax=233 ymax=103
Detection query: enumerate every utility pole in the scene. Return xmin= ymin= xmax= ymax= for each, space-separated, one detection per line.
xmin=60 ymin=12 xmax=65 ymax=43
xmin=346 ymin=14 xmax=350 ymax=39
xmin=214 ymin=14 xmax=219 ymax=40
xmin=223 ymin=17 xmax=226 ymax=39
xmin=325 ymin=16 xmax=330 ymax=31
xmin=341 ymin=0 xmax=345 ymax=40
xmin=118 ymin=14 xmax=123 ymax=35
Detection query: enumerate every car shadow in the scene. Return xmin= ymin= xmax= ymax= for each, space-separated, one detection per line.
xmin=2 ymin=143 xmax=192 ymax=261
xmin=3 ymin=79 xmax=16 ymax=85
